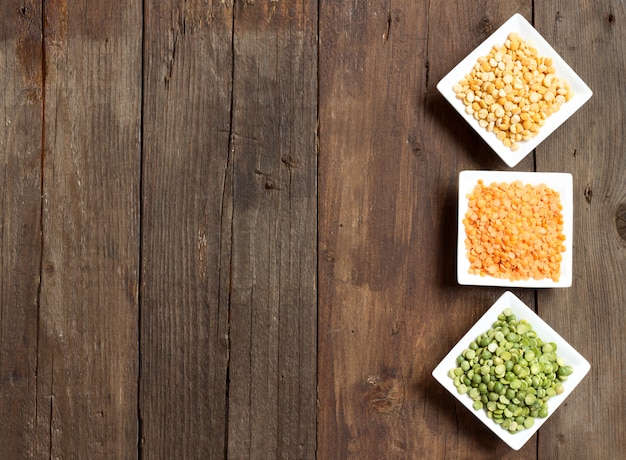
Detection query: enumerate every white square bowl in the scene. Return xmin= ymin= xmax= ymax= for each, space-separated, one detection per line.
xmin=457 ymin=170 xmax=573 ymax=288
xmin=437 ymin=13 xmax=592 ymax=168
xmin=432 ymin=291 xmax=591 ymax=450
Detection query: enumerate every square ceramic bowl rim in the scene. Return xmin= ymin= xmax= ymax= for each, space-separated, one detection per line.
xmin=432 ymin=291 xmax=591 ymax=450
xmin=436 ymin=13 xmax=593 ymax=168
xmin=457 ymin=170 xmax=573 ymax=288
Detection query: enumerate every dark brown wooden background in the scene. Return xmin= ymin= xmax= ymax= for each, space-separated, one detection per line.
xmin=0 ymin=1 xmax=624 ymax=459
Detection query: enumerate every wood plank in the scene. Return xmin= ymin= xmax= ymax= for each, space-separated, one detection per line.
xmin=535 ymin=4 xmax=626 ymax=459
xmin=139 ymin=2 xmax=233 ymax=458
xmin=38 ymin=1 xmax=141 ymax=457
xmin=227 ymin=1 xmax=318 ymax=458
xmin=318 ymin=2 xmax=537 ymax=458
xmin=0 ymin=1 xmax=43 ymax=457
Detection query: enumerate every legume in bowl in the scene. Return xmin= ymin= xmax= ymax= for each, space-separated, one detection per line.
xmin=457 ymin=170 xmax=573 ymax=288
xmin=432 ymin=291 xmax=590 ymax=450
xmin=437 ymin=13 xmax=592 ymax=167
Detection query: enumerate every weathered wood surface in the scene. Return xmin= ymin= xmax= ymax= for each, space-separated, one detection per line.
xmin=141 ymin=0 xmax=317 ymax=458
xmin=226 ymin=1 xmax=317 ymax=458
xmin=0 ymin=1 xmax=624 ymax=459
xmin=0 ymin=1 xmax=43 ymax=457
xmin=1 ymin=0 xmax=142 ymax=458
xmin=318 ymin=1 xmax=624 ymax=459
xmin=140 ymin=2 xmax=233 ymax=458
xmin=535 ymin=3 xmax=626 ymax=459
xmin=318 ymin=2 xmax=537 ymax=459
xmin=39 ymin=0 xmax=142 ymax=457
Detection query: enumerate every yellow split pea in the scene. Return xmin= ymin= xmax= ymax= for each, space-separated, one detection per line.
xmin=463 ymin=180 xmax=566 ymax=282
xmin=453 ymin=32 xmax=573 ymax=152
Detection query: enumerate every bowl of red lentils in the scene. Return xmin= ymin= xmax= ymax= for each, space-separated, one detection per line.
xmin=457 ymin=170 xmax=573 ymax=288
xmin=437 ymin=13 xmax=592 ymax=167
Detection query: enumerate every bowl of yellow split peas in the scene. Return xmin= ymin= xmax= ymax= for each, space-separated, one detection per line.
xmin=437 ymin=13 xmax=592 ymax=167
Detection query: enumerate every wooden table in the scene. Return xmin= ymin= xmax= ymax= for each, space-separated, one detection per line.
xmin=1 ymin=1 xmax=624 ymax=458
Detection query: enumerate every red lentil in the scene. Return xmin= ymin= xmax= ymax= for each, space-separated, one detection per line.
xmin=463 ymin=180 xmax=566 ymax=282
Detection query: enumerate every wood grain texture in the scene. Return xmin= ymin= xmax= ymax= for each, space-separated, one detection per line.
xmin=1 ymin=1 xmax=625 ymax=458
xmin=140 ymin=1 xmax=234 ymax=458
xmin=38 ymin=0 xmax=141 ymax=457
xmin=227 ymin=1 xmax=318 ymax=458
xmin=0 ymin=1 xmax=43 ymax=457
xmin=535 ymin=4 xmax=626 ymax=459
xmin=318 ymin=1 xmax=537 ymax=458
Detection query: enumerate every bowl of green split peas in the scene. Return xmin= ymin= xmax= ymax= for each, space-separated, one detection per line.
xmin=432 ymin=291 xmax=590 ymax=450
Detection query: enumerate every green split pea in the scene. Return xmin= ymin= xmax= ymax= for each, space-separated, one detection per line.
xmin=448 ymin=308 xmax=573 ymax=434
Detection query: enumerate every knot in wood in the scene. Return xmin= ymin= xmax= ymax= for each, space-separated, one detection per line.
xmin=364 ymin=374 xmax=404 ymax=415
xmin=477 ymin=16 xmax=494 ymax=37
xmin=584 ymin=183 xmax=593 ymax=204
xmin=616 ymin=203 xmax=626 ymax=242
xmin=606 ymin=13 xmax=616 ymax=26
